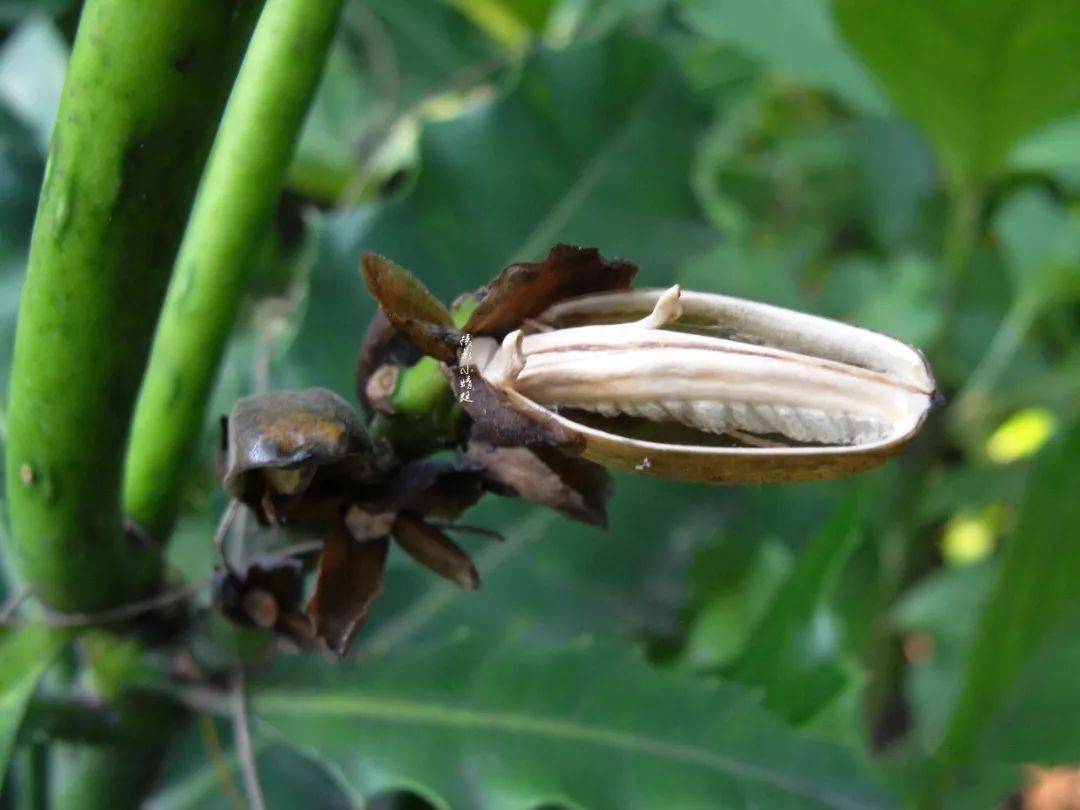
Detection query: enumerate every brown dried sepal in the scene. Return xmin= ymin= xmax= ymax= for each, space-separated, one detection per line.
xmin=306 ymin=522 xmax=389 ymax=656
xmin=350 ymin=456 xmax=488 ymax=521
xmin=361 ymin=253 xmax=460 ymax=363
xmin=447 ymin=365 xmax=583 ymax=451
xmin=463 ymin=244 xmax=637 ymax=337
xmin=356 ymin=310 xmax=420 ymax=413
xmin=1009 ymin=765 xmax=1080 ymax=810
xmin=391 ymin=512 xmax=479 ymax=590
xmin=214 ymin=557 xmax=315 ymax=647
xmin=466 ymin=441 xmax=612 ymax=527
xmin=365 ymin=364 xmax=401 ymax=414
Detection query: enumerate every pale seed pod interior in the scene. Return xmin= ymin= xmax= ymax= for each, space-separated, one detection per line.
xmin=468 ymin=287 xmax=938 ymax=484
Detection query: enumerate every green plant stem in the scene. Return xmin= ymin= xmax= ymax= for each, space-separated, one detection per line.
xmin=938 ymin=182 xmax=983 ymax=345
xmin=950 ymin=291 xmax=1041 ymax=431
xmin=123 ymin=0 xmax=347 ymax=541
xmin=4 ymin=0 xmax=264 ymax=613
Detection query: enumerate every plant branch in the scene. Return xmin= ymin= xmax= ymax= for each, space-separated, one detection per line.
xmin=124 ymin=0 xmax=347 ymax=541
xmin=3 ymin=0 xmax=265 ymax=612
xmin=231 ymin=668 xmax=266 ymax=810
xmin=936 ymin=180 xmax=984 ymax=356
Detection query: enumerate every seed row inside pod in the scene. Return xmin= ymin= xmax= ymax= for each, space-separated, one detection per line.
xmin=465 ymin=285 xmax=938 ymax=484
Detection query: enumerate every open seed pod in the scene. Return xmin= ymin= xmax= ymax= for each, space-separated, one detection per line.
xmin=464 ymin=286 xmax=938 ymax=484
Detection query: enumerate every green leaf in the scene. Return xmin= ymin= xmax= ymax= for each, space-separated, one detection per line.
xmin=892 ymin=561 xmax=999 ymax=753
xmin=937 ymin=417 xmax=1080 ymax=769
xmin=993 ymin=188 xmax=1080 ymax=301
xmin=834 ymin=0 xmax=1080 ymax=182
xmin=1010 ymin=114 xmax=1080 ymax=191
xmin=946 ymin=612 xmax=1080 ymax=807
xmin=290 ymin=0 xmax=501 ymax=201
xmin=451 ymin=0 xmax=557 ymax=45
xmin=362 ymin=473 xmax=732 ymax=655
xmin=287 ymin=34 xmax=711 ymax=395
xmin=252 ymin=636 xmax=896 ymax=808
xmin=0 ymin=625 xmax=65 ymax=777
xmin=731 ymin=492 xmax=864 ymax=725
xmin=680 ymin=0 xmax=888 ymax=112
xmin=679 ymin=538 xmax=792 ymax=672
xmin=848 ymin=119 xmax=936 ymax=251
xmin=152 ymin=728 xmax=353 ymax=810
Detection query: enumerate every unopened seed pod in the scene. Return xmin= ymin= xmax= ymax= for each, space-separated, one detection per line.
xmin=466 ymin=286 xmax=937 ymax=484
xmin=222 ymin=388 xmax=370 ymax=499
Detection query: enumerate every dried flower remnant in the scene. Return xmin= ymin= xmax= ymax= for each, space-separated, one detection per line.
xmin=213 ymin=243 xmax=938 ymax=655
xmin=221 ymin=387 xmax=374 ymax=523
xmin=214 ymin=557 xmax=315 ymax=648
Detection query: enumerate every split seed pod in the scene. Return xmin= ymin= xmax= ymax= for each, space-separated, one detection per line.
xmin=466 ymin=285 xmax=937 ymax=484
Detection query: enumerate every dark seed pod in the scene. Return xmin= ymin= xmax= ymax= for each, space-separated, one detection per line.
xmin=222 ymin=387 xmax=370 ymax=501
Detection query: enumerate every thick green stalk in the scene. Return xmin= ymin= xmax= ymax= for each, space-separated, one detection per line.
xmin=4 ymin=0 xmax=264 ymax=612
xmin=124 ymin=0 xmax=346 ymax=540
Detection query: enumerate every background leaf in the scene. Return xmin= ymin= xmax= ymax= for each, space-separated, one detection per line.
xmin=892 ymin=561 xmax=998 ymax=754
xmin=1010 ymin=114 xmax=1080 ymax=191
xmin=680 ymin=0 xmax=887 ymax=112
xmin=937 ymin=417 xmax=1080 ymax=768
xmin=945 ymin=612 xmax=1080 ymax=807
xmin=0 ymin=625 xmax=65 ymax=775
xmin=834 ymin=0 xmax=1080 ymax=182
xmin=362 ymin=473 xmax=731 ymax=656
xmin=251 ymin=635 xmax=897 ymax=809
xmin=730 ymin=492 xmax=863 ymax=725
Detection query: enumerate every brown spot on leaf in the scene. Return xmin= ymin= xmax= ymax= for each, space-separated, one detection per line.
xmin=902 ymin=632 xmax=936 ymax=667
xmin=463 ymin=244 xmax=637 ymax=337
xmin=255 ymin=410 xmax=346 ymax=457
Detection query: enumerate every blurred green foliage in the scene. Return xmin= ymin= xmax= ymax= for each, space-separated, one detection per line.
xmin=2 ymin=0 xmax=1079 ymax=807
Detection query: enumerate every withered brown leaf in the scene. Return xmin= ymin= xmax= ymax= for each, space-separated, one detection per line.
xmin=361 ymin=253 xmax=460 ymax=363
xmin=306 ymin=522 xmax=389 ymax=656
xmin=463 ymin=244 xmax=637 ymax=337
